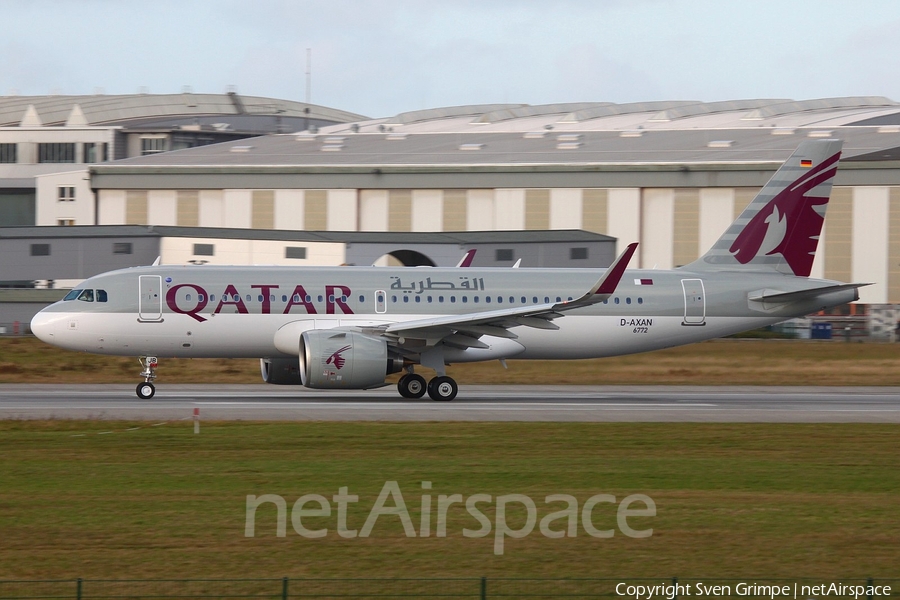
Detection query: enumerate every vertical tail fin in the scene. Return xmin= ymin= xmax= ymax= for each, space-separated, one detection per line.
xmin=686 ymin=139 xmax=843 ymax=276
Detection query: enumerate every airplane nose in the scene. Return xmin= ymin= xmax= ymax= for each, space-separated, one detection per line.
xmin=30 ymin=310 xmax=57 ymax=344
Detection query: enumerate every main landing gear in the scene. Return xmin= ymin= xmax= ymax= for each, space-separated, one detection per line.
xmin=397 ymin=371 xmax=458 ymax=401
xmin=136 ymin=356 xmax=157 ymax=399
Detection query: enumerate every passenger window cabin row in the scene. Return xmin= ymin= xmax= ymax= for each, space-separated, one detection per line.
xmin=63 ymin=289 xmax=646 ymax=307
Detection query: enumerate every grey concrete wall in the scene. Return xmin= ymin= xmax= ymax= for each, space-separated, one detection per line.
xmin=0 ymin=289 xmax=67 ymax=331
xmin=464 ymin=241 xmax=615 ymax=269
xmin=0 ymin=190 xmax=36 ymax=227
xmin=343 ymin=240 xmax=616 ymax=268
xmin=344 ymin=243 xmax=465 ymax=267
xmin=0 ymin=236 xmax=160 ymax=281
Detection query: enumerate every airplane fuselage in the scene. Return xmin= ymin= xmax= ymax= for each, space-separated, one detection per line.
xmin=31 ymin=264 xmax=856 ymax=361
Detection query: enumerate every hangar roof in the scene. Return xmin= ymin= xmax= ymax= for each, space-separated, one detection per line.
xmin=94 ymin=124 xmax=900 ymax=168
xmin=82 ymin=96 xmax=900 ymax=170
xmin=0 ymin=225 xmax=614 ymax=244
xmin=367 ymin=96 xmax=900 ymax=132
xmin=0 ymin=92 xmax=366 ymax=129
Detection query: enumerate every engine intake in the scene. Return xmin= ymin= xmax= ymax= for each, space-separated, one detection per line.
xmin=298 ymin=330 xmax=402 ymax=389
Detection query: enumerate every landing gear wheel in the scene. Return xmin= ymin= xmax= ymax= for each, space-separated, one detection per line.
xmin=427 ymin=376 xmax=458 ymax=401
xmin=137 ymin=356 xmax=158 ymax=399
xmin=398 ymin=374 xmax=427 ymax=399
xmin=136 ymin=382 xmax=156 ymax=399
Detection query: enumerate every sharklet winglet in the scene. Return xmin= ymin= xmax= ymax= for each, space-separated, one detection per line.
xmin=455 ymin=249 xmax=477 ymax=268
xmin=594 ymin=242 xmax=638 ymax=296
xmin=556 ymin=242 xmax=638 ymax=309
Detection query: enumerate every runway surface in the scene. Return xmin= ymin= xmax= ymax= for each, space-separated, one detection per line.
xmin=1 ymin=384 xmax=899 ymax=422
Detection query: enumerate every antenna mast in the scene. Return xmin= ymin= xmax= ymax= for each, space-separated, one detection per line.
xmin=305 ymin=48 xmax=311 ymax=105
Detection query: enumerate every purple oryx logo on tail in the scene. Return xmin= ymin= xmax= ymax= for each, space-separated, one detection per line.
xmin=325 ymin=345 xmax=352 ymax=370
xmin=730 ymin=151 xmax=840 ymax=277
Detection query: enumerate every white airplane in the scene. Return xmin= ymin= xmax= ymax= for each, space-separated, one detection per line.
xmin=32 ymin=139 xmax=865 ymax=401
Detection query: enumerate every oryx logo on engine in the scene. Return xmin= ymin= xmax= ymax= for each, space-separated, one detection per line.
xmin=325 ymin=345 xmax=352 ymax=370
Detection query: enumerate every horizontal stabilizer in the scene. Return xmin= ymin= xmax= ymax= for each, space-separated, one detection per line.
xmin=748 ymin=283 xmax=870 ymax=304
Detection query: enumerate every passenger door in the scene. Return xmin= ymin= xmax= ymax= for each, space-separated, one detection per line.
xmin=139 ymin=275 xmax=163 ymax=322
xmin=681 ymin=279 xmax=706 ymax=326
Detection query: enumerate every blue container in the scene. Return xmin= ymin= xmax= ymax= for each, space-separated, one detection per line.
xmin=810 ymin=322 xmax=833 ymax=340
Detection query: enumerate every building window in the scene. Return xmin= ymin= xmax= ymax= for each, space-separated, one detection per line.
xmin=30 ymin=243 xmax=51 ymax=256
xmin=58 ymin=186 xmax=75 ymax=202
xmin=57 ymin=219 xmax=75 ymax=226
xmin=570 ymin=247 xmax=588 ymax=260
xmin=171 ymin=134 xmax=202 ymax=151
xmin=141 ymin=137 xmax=167 ymax=155
xmin=0 ymin=143 xmax=16 ymax=163
xmin=193 ymin=243 xmax=214 ymax=256
xmin=285 ymin=246 xmax=307 ymax=259
xmin=496 ymin=249 xmax=514 ymax=261
xmin=38 ymin=143 xmax=76 ymax=163
xmin=84 ymin=143 xmax=107 ymax=163
xmin=113 ymin=242 xmax=133 ymax=255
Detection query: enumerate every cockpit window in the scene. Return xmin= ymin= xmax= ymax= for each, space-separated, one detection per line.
xmin=63 ymin=289 xmax=81 ymax=301
xmin=77 ymin=289 xmax=94 ymax=302
xmin=97 ymin=289 xmax=108 ymax=303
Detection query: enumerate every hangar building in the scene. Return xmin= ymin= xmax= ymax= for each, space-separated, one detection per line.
xmin=64 ymin=96 xmax=900 ymax=304
xmin=0 ymin=91 xmax=365 ymax=226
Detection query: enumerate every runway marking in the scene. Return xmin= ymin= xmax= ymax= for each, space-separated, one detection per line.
xmin=4 ymin=391 xmax=900 ymax=403
xmin=7 ymin=405 xmax=900 ymax=413
xmin=3 ymin=385 xmax=900 ymax=423
xmin=193 ymin=401 xmax=718 ymax=407
xmin=0 ymin=404 xmax=717 ymax=411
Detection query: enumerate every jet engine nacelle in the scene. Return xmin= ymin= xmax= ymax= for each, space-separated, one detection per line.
xmin=260 ymin=358 xmax=304 ymax=385
xmin=299 ymin=330 xmax=402 ymax=389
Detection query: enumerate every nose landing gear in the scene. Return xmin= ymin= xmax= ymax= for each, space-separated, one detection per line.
xmin=136 ymin=356 xmax=158 ymax=399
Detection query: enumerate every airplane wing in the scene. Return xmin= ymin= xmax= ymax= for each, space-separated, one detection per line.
xmin=364 ymin=243 xmax=638 ymax=350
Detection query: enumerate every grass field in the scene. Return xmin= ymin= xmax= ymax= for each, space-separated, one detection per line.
xmin=4 ymin=336 xmax=900 ymax=386
xmin=0 ymin=421 xmax=897 ymax=579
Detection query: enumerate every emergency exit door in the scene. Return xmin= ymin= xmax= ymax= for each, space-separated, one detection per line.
xmin=375 ymin=290 xmax=387 ymax=314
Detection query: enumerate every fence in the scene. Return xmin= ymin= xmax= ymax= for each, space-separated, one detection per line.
xmin=0 ymin=578 xmax=894 ymax=600
xmin=0 ymin=322 xmax=29 ymax=336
